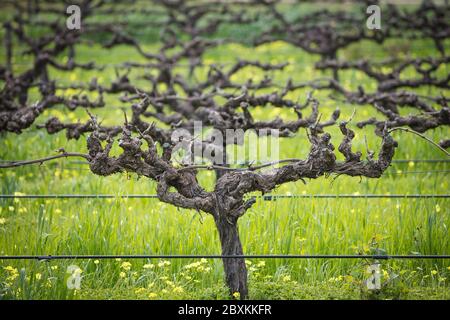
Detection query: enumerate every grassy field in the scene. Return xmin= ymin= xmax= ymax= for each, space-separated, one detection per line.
xmin=0 ymin=3 xmax=449 ymax=300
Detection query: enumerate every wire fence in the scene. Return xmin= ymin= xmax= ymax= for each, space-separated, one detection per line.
xmin=1 ymin=159 xmax=448 ymax=260
xmin=391 ymin=159 xmax=450 ymax=163
xmin=3 ymin=159 xmax=449 ymax=165
xmin=0 ymin=194 xmax=449 ymax=200
xmin=0 ymin=254 xmax=449 ymax=261
xmin=5 ymin=166 xmax=449 ymax=175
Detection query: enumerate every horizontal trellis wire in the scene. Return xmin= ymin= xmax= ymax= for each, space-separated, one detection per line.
xmin=391 ymin=159 xmax=450 ymax=163
xmin=0 ymin=255 xmax=449 ymax=261
xmin=3 ymin=164 xmax=450 ymax=175
xmin=388 ymin=170 xmax=450 ymax=174
xmin=0 ymin=194 xmax=449 ymax=199
xmin=2 ymin=159 xmax=449 ymax=165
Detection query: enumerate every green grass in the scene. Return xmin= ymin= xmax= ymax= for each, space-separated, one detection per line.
xmin=0 ymin=3 xmax=449 ymax=300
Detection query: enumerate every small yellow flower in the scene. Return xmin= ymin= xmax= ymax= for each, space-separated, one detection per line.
xmin=120 ymin=261 xmax=132 ymax=271
xmin=173 ymin=286 xmax=184 ymax=294
xmin=35 ymin=273 xmax=42 ymax=280
xmin=18 ymin=207 xmax=27 ymax=213
xmin=435 ymin=204 xmax=441 ymax=213
xmin=282 ymin=275 xmax=291 ymax=282
xmin=51 ymin=265 xmax=58 ymax=270
xmin=134 ymin=288 xmax=146 ymax=294
xmin=8 ymin=206 xmax=14 ymax=212
xmin=119 ymin=272 xmax=126 ymax=278
xmin=4 ymin=266 xmax=19 ymax=281
xmin=408 ymin=161 xmax=415 ymax=168
xmin=94 ymin=260 xmax=100 ymax=265
xmin=196 ymin=266 xmax=205 ymax=272
xmin=143 ymin=263 xmax=154 ymax=269
xmin=158 ymin=260 xmax=171 ymax=268
xmin=0 ymin=218 xmax=6 ymax=225
xmin=232 ymin=292 xmax=240 ymax=299
xmin=4 ymin=266 xmax=17 ymax=272
xmin=55 ymin=209 xmax=62 ymax=214
xmin=431 ymin=270 xmax=438 ymax=275
xmin=148 ymin=292 xmax=157 ymax=298
xmin=165 ymin=280 xmax=174 ymax=287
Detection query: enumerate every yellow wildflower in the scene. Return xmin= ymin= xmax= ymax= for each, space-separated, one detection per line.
xmin=173 ymin=286 xmax=184 ymax=294
xmin=4 ymin=266 xmax=19 ymax=281
xmin=158 ymin=260 xmax=171 ymax=268
xmin=120 ymin=261 xmax=132 ymax=271
xmin=134 ymin=288 xmax=146 ymax=294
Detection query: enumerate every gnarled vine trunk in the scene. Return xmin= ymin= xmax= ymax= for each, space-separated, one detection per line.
xmin=214 ymin=214 xmax=248 ymax=299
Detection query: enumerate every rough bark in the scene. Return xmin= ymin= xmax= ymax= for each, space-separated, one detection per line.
xmin=214 ymin=212 xmax=248 ymax=299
